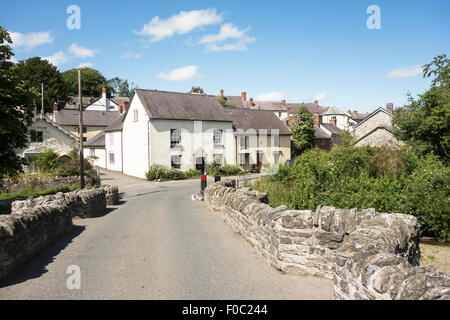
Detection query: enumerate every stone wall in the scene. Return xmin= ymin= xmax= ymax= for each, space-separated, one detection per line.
xmin=1 ymin=176 xmax=93 ymax=193
xmin=204 ymin=183 xmax=450 ymax=300
xmin=0 ymin=185 xmax=119 ymax=282
xmin=102 ymin=185 xmax=119 ymax=205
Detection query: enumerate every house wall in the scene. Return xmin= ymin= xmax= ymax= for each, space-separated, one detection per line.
xmin=274 ymin=111 xmax=288 ymax=120
xmin=84 ymin=147 xmax=106 ymax=169
xmin=355 ymin=128 xmax=400 ymax=147
xmin=105 ymin=131 xmax=122 ymax=172
xmin=321 ymin=114 xmax=355 ymax=131
xmin=148 ymin=119 xmax=234 ymax=171
xmin=236 ymin=134 xmax=291 ymax=167
xmin=16 ymin=118 xmax=77 ymax=159
xmin=85 ymin=96 xmax=119 ymax=111
xmin=354 ymin=110 xmax=393 ymax=140
xmin=122 ymin=96 xmax=150 ymax=179
xmin=63 ymin=126 xmax=106 ymax=140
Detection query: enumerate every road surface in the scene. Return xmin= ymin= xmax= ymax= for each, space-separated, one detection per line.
xmin=0 ymin=170 xmax=334 ymax=299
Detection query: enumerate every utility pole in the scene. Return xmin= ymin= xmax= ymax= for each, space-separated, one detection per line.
xmin=40 ymin=83 xmax=44 ymax=119
xmin=78 ymin=69 xmax=85 ymax=189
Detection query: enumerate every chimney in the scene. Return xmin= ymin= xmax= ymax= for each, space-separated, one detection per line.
xmin=287 ymin=105 xmax=291 ymax=119
xmin=220 ymin=89 xmax=224 ymax=98
xmin=248 ymin=97 xmax=254 ymax=108
xmin=314 ymin=100 xmax=319 ymax=107
xmin=52 ymin=102 xmax=58 ymax=121
xmin=386 ymin=103 xmax=394 ymax=113
xmin=102 ymin=87 xmax=107 ymax=98
xmin=241 ymin=92 xmax=247 ymax=102
xmin=281 ymin=100 xmax=286 ymax=108
xmin=123 ymin=101 xmax=130 ymax=113
xmin=313 ymin=114 xmax=322 ymax=127
xmin=330 ymin=117 xmax=336 ymax=126
xmin=353 ymin=110 xmax=358 ymax=115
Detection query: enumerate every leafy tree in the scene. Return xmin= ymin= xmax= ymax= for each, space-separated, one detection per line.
xmin=393 ymin=55 xmax=450 ymax=162
xmin=341 ymin=129 xmax=355 ymax=147
xmin=16 ymin=57 xmax=69 ymax=112
xmin=290 ymin=107 xmax=315 ymax=155
xmin=0 ymin=27 xmax=38 ymax=178
xmin=107 ymin=77 xmax=135 ymax=97
xmin=190 ymin=86 xmax=205 ymax=94
xmin=62 ymin=67 xmax=111 ymax=97
xmin=32 ymin=149 xmax=59 ymax=173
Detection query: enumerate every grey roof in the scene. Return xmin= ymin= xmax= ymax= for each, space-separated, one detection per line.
xmin=220 ymin=96 xmax=248 ymax=108
xmin=84 ymin=131 xmax=105 ymax=147
xmin=55 ymin=109 xmax=121 ymax=127
xmin=65 ymin=96 xmax=100 ymax=109
xmin=135 ymin=89 xmax=234 ymax=122
xmin=314 ymin=127 xmax=330 ymax=139
xmin=223 ymin=108 xmax=291 ymax=135
xmin=288 ymin=103 xmax=324 ymax=114
xmin=321 ymin=123 xmax=344 ymax=135
xmin=111 ymin=97 xmax=130 ymax=106
xmin=104 ymin=112 xmax=126 ymax=132
xmin=321 ymin=106 xmax=352 ymax=117
xmin=351 ymin=113 xmax=370 ymax=122
xmin=252 ymin=101 xmax=285 ymax=111
xmin=34 ymin=115 xmax=79 ymax=141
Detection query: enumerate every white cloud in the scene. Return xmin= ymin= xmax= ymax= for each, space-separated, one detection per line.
xmin=315 ymin=91 xmax=327 ymax=101
xmin=157 ymin=65 xmax=199 ymax=81
xmin=257 ymin=92 xmax=284 ymax=101
xmin=9 ymin=31 xmax=53 ymax=50
xmin=42 ymin=51 xmax=69 ymax=67
xmin=200 ymin=23 xmax=255 ymax=52
xmin=135 ymin=8 xmax=223 ymax=42
xmin=68 ymin=43 xmax=97 ymax=58
xmin=8 ymin=56 xmax=18 ymax=64
xmin=77 ymin=62 xmax=93 ymax=68
xmin=122 ymin=52 xmax=142 ymax=59
xmin=387 ymin=65 xmax=423 ymax=79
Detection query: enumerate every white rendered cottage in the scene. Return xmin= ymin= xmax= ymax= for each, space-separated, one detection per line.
xmin=121 ymin=90 xmax=235 ymax=179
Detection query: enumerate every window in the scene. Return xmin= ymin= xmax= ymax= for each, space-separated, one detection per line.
xmin=274 ymin=151 xmax=281 ymax=164
xmin=239 ymin=153 xmax=246 ymax=166
xmin=30 ymin=130 xmax=43 ymax=142
xmin=109 ymin=152 xmax=115 ymax=165
xmin=133 ymin=109 xmax=139 ymax=121
xmin=278 ymin=112 xmax=282 ymax=117
xmin=273 ymin=134 xmax=280 ymax=148
xmin=240 ymin=136 xmax=248 ymax=149
xmin=213 ymin=129 xmax=223 ymax=147
xmin=171 ymin=155 xmax=181 ymax=169
xmin=83 ymin=137 xmax=87 ymax=142
xmin=77 ymin=126 xmax=87 ymax=134
xmin=170 ymin=129 xmax=181 ymax=147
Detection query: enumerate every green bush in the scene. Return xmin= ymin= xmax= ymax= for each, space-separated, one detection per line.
xmin=253 ymin=146 xmax=450 ymax=241
xmin=32 ymin=149 xmax=59 ymax=173
xmin=184 ymin=169 xmax=202 ymax=179
xmin=209 ymin=162 xmax=242 ymax=176
xmin=146 ymin=164 xmax=184 ymax=181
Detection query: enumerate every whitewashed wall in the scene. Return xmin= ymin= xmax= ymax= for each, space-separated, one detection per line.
xmin=105 ymin=131 xmax=122 ymax=172
xmin=122 ymin=95 xmax=150 ymax=179
xmin=321 ymin=114 xmax=355 ymax=131
xmin=84 ymin=147 xmax=106 ymax=168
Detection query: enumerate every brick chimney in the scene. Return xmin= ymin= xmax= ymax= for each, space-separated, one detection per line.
xmin=353 ymin=110 xmax=358 ymax=115
xmin=52 ymin=102 xmax=58 ymax=121
xmin=248 ymin=97 xmax=254 ymax=108
xmin=287 ymin=105 xmax=291 ymax=119
xmin=241 ymin=91 xmax=247 ymax=102
xmin=313 ymin=114 xmax=322 ymax=127
xmin=122 ymin=101 xmax=130 ymax=113
xmin=220 ymin=89 xmax=224 ymax=98
xmin=330 ymin=117 xmax=336 ymax=126
xmin=386 ymin=103 xmax=394 ymax=113
xmin=314 ymin=100 xmax=319 ymax=107
xmin=281 ymin=100 xmax=286 ymax=108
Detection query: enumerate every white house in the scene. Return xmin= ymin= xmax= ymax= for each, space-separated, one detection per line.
xmin=15 ymin=114 xmax=79 ymax=171
xmin=121 ymin=89 xmax=235 ymax=179
xmin=320 ymin=106 xmax=357 ymax=131
xmin=65 ymin=88 xmax=130 ymax=112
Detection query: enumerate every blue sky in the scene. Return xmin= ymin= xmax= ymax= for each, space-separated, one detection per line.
xmin=2 ymin=0 xmax=449 ymax=112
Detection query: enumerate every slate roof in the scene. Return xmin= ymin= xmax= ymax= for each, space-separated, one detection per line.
xmin=104 ymin=112 xmax=126 ymax=132
xmin=65 ymin=96 xmax=100 ymax=109
xmin=135 ymin=89 xmax=234 ymax=122
xmin=84 ymin=131 xmax=105 ymax=147
xmin=252 ymin=101 xmax=285 ymax=111
xmin=111 ymin=97 xmax=131 ymax=106
xmin=54 ymin=109 xmax=121 ymax=127
xmin=288 ymin=103 xmax=324 ymax=114
xmin=321 ymin=106 xmax=353 ymax=117
xmin=351 ymin=113 xmax=370 ymax=122
xmin=220 ymin=96 xmax=248 ymax=108
xmin=314 ymin=127 xmax=330 ymax=139
xmin=354 ymin=107 xmax=394 ymax=128
xmin=223 ymin=108 xmax=291 ymax=135
xmin=321 ymin=123 xmax=344 ymax=135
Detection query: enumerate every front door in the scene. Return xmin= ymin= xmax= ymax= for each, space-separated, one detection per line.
xmin=195 ymin=156 xmax=205 ymax=175
xmin=256 ymin=151 xmax=263 ymax=172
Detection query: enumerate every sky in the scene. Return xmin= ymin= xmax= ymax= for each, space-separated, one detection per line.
xmin=1 ymin=0 xmax=449 ymax=113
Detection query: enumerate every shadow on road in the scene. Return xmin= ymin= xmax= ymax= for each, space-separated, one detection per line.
xmin=0 ymin=225 xmax=85 ymax=288
xmin=121 ymin=189 xmax=167 ymax=199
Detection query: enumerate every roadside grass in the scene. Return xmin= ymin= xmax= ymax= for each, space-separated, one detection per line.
xmin=420 ymin=240 xmax=450 ymax=275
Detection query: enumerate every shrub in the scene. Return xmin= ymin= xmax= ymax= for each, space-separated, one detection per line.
xmin=32 ymin=149 xmax=59 ymax=173
xmin=146 ymin=164 xmax=184 ymax=181
xmin=209 ymin=162 xmax=242 ymax=176
xmin=184 ymin=169 xmax=202 ymax=179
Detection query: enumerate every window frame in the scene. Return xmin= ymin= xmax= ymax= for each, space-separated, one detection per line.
xmin=30 ymin=130 xmax=43 ymax=143
xmin=170 ymin=129 xmax=181 ymax=148
xmin=171 ymin=155 xmax=181 ymax=169
xmin=213 ymin=129 xmax=223 ymax=147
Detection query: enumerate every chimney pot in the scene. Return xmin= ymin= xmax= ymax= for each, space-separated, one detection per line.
xmin=386 ymin=103 xmax=394 ymax=113
xmin=314 ymin=100 xmax=319 ymax=106
xmin=353 ymin=110 xmax=358 ymax=115
xmin=248 ymin=97 xmax=254 ymax=108
xmin=287 ymin=105 xmax=291 ymax=119
xmin=241 ymin=92 xmax=247 ymax=102
xmin=220 ymin=89 xmax=224 ymax=98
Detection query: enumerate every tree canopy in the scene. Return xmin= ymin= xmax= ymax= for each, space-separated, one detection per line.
xmin=0 ymin=26 xmax=38 ymax=177
xmin=290 ymin=107 xmax=315 ymax=156
xmin=62 ymin=67 xmax=111 ymax=97
xmin=107 ymin=77 xmax=135 ymax=97
xmin=393 ymin=54 xmax=450 ymax=162
xmin=16 ymin=57 xmax=69 ymax=112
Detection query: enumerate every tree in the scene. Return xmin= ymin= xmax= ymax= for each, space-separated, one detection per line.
xmin=393 ymin=55 xmax=450 ymax=162
xmin=62 ymin=67 xmax=111 ymax=97
xmin=107 ymin=77 xmax=135 ymax=97
xmin=0 ymin=27 xmax=38 ymax=178
xmin=16 ymin=57 xmax=69 ymax=112
xmin=190 ymin=86 xmax=204 ymax=94
xmin=290 ymin=107 xmax=315 ymax=155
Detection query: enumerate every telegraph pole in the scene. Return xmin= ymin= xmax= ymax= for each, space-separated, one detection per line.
xmin=40 ymin=83 xmax=44 ymax=118
xmin=78 ymin=68 xmax=85 ymax=189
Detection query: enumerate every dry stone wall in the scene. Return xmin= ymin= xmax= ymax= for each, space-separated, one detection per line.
xmin=204 ymin=183 xmax=450 ymax=300
xmin=0 ymin=185 xmax=119 ymax=282
xmin=1 ymin=176 xmax=93 ymax=193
